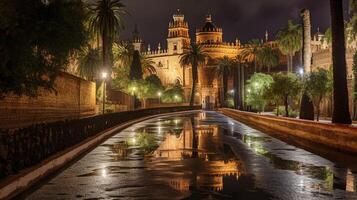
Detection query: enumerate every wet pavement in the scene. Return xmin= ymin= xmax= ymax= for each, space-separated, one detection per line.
xmin=23 ymin=111 xmax=357 ymax=200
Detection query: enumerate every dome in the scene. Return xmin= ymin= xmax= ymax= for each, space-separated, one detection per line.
xmin=198 ymin=14 xmax=221 ymax=32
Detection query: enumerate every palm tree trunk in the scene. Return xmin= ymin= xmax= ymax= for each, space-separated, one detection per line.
xmin=240 ymin=65 xmax=245 ymax=110
xmin=285 ymin=96 xmax=289 ymax=117
xmin=223 ymin=73 xmax=228 ymax=107
xmin=300 ymin=9 xmax=315 ymax=120
xmin=286 ymin=55 xmax=290 ymax=72
xmin=233 ymin=67 xmax=239 ymax=109
xmin=301 ymin=9 xmax=312 ymax=73
xmin=190 ymin=64 xmax=198 ymax=106
xmin=330 ymin=0 xmax=352 ymax=124
xmin=254 ymin=59 xmax=257 ymax=73
xmin=289 ymin=54 xmax=294 ymax=73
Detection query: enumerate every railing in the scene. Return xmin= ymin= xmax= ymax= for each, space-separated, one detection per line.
xmin=0 ymin=106 xmax=199 ymax=179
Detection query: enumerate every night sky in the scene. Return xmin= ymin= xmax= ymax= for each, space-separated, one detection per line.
xmin=120 ymin=0 xmax=350 ymax=47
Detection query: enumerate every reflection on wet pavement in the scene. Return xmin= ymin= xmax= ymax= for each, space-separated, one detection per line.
xmin=24 ymin=111 xmax=357 ymax=200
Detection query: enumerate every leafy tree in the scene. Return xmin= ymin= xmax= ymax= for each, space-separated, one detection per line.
xmin=216 ymin=56 xmax=234 ymax=106
xmin=258 ymin=46 xmax=280 ymax=73
xmin=270 ymin=73 xmax=301 ymax=117
xmin=88 ymin=0 xmax=127 ymax=76
xmin=129 ymin=50 xmax=143 ymax=80
xmin=245 ymin=73 xmax=273 ymax=112
xmin=0 ymin=0 xmax=87 ymax=98
xmin=144 ymin=74 xmax=164 ymax=98
xmin=162 ymin=84 xmax=185 ymax=103
xmin=112 ymin=65 xmax=130 ymax=90
xmin=330 ymin=0 xmax=352 ymax=124
xmin=276 ymin=20 xmax=302 ymax=72
xmin=305 ymin=68 xmax=333 ymax=121
xmin=241 ymin=39 xmax=263 ymax=73
xmin=180 ymin=43 xmax=209 ymax=106
xmin=77 ymin=45 xmax=101 ymax=81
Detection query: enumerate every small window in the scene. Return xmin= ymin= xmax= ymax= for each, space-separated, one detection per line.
xmin=173 ymin=44 xmax=177 ymax=51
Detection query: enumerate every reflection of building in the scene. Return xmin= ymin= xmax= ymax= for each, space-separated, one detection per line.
xmin=134 ymin=9 xmax=242 ymax=107
xmin=153 ymin=118 xmax=241 ymax=192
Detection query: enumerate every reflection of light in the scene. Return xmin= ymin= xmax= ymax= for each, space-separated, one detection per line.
xmin=101 ymin=168 xmax=107 ymax=177
xmin=158 ymin=126 xmax=162 ymax=134
xmin=132 ymin=138 xmax=136 ymax=144
xmin=174 ymin=119 xmax=179 ymax=125
xmin=346 ymin=168 xmax=355 ymax=192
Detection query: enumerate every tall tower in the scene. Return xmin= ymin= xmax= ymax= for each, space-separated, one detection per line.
xmin=132 ymin=25 xmax=144 ymax=52
xmin=167 ymin=9 xmax=190 ymax=54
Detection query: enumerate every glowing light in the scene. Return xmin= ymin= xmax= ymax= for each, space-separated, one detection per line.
xmin=132 ymin=138 xmax=136 ymax=144
xmin=247 ymin=89 xmax=251 ymax=93
xmin=101 ymin=168 xmax=107 ymax=177
xmin=101 ymin=72 xmax=108 ymax=79
xmin=298 ymin=68 xmax=304 ymax=76
xmin=157 ymin=92 xmax=162 ymax=97
xmin=230 ymin=89 xmax=235 ymax=94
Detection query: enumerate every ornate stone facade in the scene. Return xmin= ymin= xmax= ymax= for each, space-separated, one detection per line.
xmin=134 ymin=10 xmax=241 ymax=107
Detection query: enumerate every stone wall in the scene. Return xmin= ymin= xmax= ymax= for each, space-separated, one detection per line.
xmin=221 ymin=108 xmax=357 ymax=153
xmin=312 ymin=48 xmax=354 ymax=117
xmin=0 ymin=72 xmax=96 ymax=129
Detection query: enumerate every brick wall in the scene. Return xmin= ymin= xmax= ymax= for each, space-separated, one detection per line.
xmin=0 ymin=72 xmax=96 ymax=129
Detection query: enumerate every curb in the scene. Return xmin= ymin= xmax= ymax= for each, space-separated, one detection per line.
xmin=0 ymin=110 xmax=200 ymax=200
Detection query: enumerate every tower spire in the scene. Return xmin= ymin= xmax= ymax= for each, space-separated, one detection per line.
xmin=265 ymin=30 xmax=269 ymax=42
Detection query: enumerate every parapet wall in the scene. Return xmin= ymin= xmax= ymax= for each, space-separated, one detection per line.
xmin=0 ymin=72 xmax=96 ymax=129
xmin=221 ymin=108 xmax=357 ymax=154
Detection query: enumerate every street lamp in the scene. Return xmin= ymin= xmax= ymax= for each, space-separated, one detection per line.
xmin=157 ymin=91 xmax=162 ymax=104
xmin=101 ymin=72 xmax=108 ymax=114
xmin=174 ymin=95 xmax=178 ymax=104
xmin=298 ymin=68 xmax=304 ymax=76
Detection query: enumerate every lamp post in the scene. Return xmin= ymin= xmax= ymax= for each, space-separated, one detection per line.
xmin=157 ymin=92 xmax=162 ymax=104
xmin=131 ymin=86 xmax=137 ymax=109
xmin=174 ymin=95 xmax=178 ymax=104
xmin=101 ymin=72 xmax=108 ymax=114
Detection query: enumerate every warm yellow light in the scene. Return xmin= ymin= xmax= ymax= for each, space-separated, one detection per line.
xmin=157 ymin=92 xmax=162 ymax=97
xmin=102 ymin=72 xmax=108 ymax=79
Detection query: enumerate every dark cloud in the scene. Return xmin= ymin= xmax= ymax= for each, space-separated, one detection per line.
xmin=120 ymin=0 xmax=349 ymax=46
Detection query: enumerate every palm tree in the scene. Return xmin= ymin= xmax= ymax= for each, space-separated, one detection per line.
xmin=113 ymin=41 xmax=134 ymax=68
xmin=329 ymin=0 xmax=352 ymax=124
xmin=77 ymin=46 xmax=101 ymax=81
xmin=241 ymin=39 xmax=263 ymax=73
xmin=180 ymin=43 xmax=209 ymax=106
xmin=276 ymin=20 xmax=302 ymax=72
xmin=234 ymin=54 xmax=247 ymax=110
xmin=216 ymin=56 xmax=233 ymax=107
xmin=140 ymin=55 xmax=156 ymax=75
xmin=258 ymin=46 xmax=279 ymax=73
xmin=88 ymin=0 xmax=127 ymax=77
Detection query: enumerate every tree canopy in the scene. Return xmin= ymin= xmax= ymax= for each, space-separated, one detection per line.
xmin=0 ymin=0 xmax=87 ymax=98
xmin=269 ymin=73 xmax=301 ymax=117
xmin=305 ymin=68 xmax=332 ymax=121
xmin=245 ymin=73 xmax=273 ymax=112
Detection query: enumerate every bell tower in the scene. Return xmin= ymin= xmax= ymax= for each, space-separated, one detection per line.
xmin=132 ymin=25 xmax=144 ymax=52
xmin=167 ymin=9 xmax=190 ymax=54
